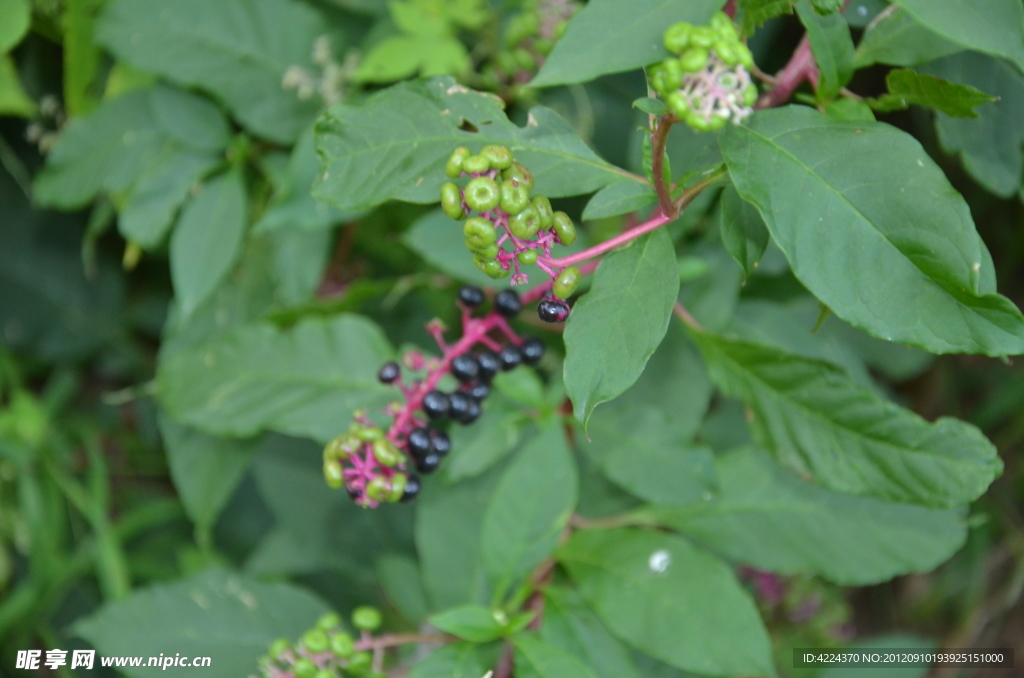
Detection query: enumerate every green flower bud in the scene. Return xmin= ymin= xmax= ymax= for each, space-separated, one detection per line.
xmin=317 ymin=613 xmax=342 ymax=631
xmin=689 ymin=26 xmax=715 ymax=49
xmin=268 ymin=638 xmax=291 ymax=659
xmin=650 ymin=70 xmax=669 ymax=95
xmin=462 ymin=154 xmax=490 ymax=174
xmin=499 ymin=180 xmax=531 ymax=215
xmin=365 ymin=476 xmax=390 ymax=501
xmin=324 ymin=459 xmax=345 ymax=489
xmin=347 ymin=651 xmax=372 ymax=675
xmin=464 ymin=216 xmax=496 ymax=249
xmin=531 ymin=195 xmax=554 ymax=229
xmin=295 ymin=658 xmax=318 ymax=678
xmin=743 ymin=83 xmax=758 ymax=107
xmin=552 ymin=211 xmax=576 ymax=245
xmin=553 ymin=265 xmax=581 ymax=299
xmin=446 ymin=147 xmax=470 ymax=178
xmin=464 ymin=176 xmax=501 ymax=212
xmin=501 ymin=162 xmax=534 ymax=191
xmin=302 ymin=628 xmax=330 ymax=654
xmin=372 ymin=438 xmax=401 ymax=467
xmin=714 ymin=40 xmax=739 ymax=65
xmin=666 ymin=91 xmax=690 ymax=119
xmin=352 ymin=606 xmax=383 ymax=631
xmin=386 ymin=473 xmax=407 ymax=502
xmin=679 ymin=47 xmax=709 ymax=72
xmin=509 ymin=204 xmax=542 ymax=239
xmin=714 ymin=20 xmax=739 ymax=44
xmin=663 ymin=22 xmax=692 ymax=53
xmin=517 ymin=249 xmax=538 ymax=265
xmin=441 ymin=182 xmax=465 ymax=220
xmin=330 ymin=632 xmax=355 ymax=658
xmin=709 ymin=12 xmax=732 ymax=33
xmin=661 ymin=58 xmax=684 ymax=90
xmin=481 ymin=145 xmax=513 ymax=170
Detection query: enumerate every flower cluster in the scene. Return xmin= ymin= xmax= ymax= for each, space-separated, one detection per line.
xmin=256 ymin=608 xmax=384 ymax=678
xmin=648 ymin=12 xmax=757 ymax=132
xmin=322 ymin=287 xmax=545 ymax=507
xmin=282 ymin=35 xmax=358 ymax=108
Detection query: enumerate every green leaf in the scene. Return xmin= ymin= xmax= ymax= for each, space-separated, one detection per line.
xmin=719 ymin=183 xmax=769 ymax=276
xmin=267 ymin=227 xmax=333 ymax=305
xmin=63 ymin=0 xmax=103 ymax=117
xmin=582 ymin=181 xmax=658 ymax=220
xmin=854 ymin=6 xmax=962 ymax=68
xmin=690 ymin=329 xmax=1003 ymax=508
xmin=0 ymin=0 xmax=30 ymax=52
xmin=74 ymin=569 xmax=329 ymax=678
xmin=896 ymin=0 xmax=1024 ymax=74
xmin=357 ymin=34 xmax=470 ymax=83
xmin=408 ymin=643 xmax=497 ymax=678
xmin=540 ymin=586 xmax=641 ymax=678
xmin=0 ymin=53 xmax=34 ymax=117
xmin=156 ymin=314 xmax=393 ymax=441
xmin=96 ymin=0 xmax=332 ymax=143
xmin=718 ymin=106 xmax=1024 ymax=356
xmin=737 ymin=0 xmax=793 ymax=36
xmin=376 ymin=554 xmax=430 ymax=624
xmin=170 ymin=169 xmax=248 ymax=316
xmin=481 ymin=421 xmax=578 ymax=596
xmin=512 ymin=632 xmax=598 ymax=678
xmin=868 ymin=68 xmax=996 ymax=117
xmin=557 ymin=528 xmax=773 ymax=678
xmin=580 ymin=323 xmax=715 ymax=506
xmin=676 ymin=240 xmax=743 ymax=332
xmin=120 ymin=151 xmax=218 ymax=248
xmin=920 ymin=52 xmax=1024 ymax=198
xmin=314 ymin=77 xmax=639 ymax=211
xmin=444 ymin=401 xmax=524 ymax=482
xmin=795 ymin=0 xmax=855 ymax=100
xmin=429 ymin=605 xmax=504 ymax=643
xmin=564 ymin=229 xmax=680 ymax=428
xmin=158 ymin=415 xmax=258 ymax=538
xmin=632 ymin=96 xmax=667 ymax=117
xmin=823 ymin=98 xmax=876 ymax=122
xmin=637 ymin=447 xmax=968 ymax=585
xmin=532 ymin=0 xmax=726 ymax=87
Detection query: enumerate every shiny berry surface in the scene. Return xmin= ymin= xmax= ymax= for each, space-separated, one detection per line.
xmin=495 ymin=289 xmax=523 ymax=317
xmin=415 ymin=452 xmax=441 ymax=474
xmin=458 ymin=285 xmax=485 ymax=307
xmin=521 ymin=337 xmax=545 ymax=364
xmin=430 ymin=430 xmax=451 ymax=456
xmin=466 ymin=382 xmax=490 ymax=401
xmin=400 ymin=474 xmax=421 ymax=502
xmin=499 ymin=345 xmax=522 ymax=370
xmin=422 ymin=390 xmax=450 ymax=419
xmin=538 ymin=298 xmax=571 ymax=323
xmin=407 ymin=427 xmax=431 ymax=458
xmin=377 ymin=361 xmax=401 ymax=383
xmin=451 ymin=354 xmax=480 ymax=382
xmin=449 ymin=391 xmax=472 ymax=422
xmin=477 ymin=349 xmax=500 ymax=380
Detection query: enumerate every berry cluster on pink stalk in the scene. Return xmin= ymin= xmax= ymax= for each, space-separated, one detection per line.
xmin=322 ymin=286 xmax=546 ymax=508
xmin=440 ymin=144 xmax=581 ymax=323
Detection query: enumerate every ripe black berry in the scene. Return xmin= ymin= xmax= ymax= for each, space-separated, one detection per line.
xmin=407 ymin=428 xmax=431 ymax=459
xmin=448 ymin=391 xmax=472 ymax=423
xmin=465 ymin=382 xmax=490 ymax=401
xmin=521 ymin=337 xmax=545 ymax=365
xmin=401 ymin=474 xmax=421 ymax=502
xmin=347 ymin=486 xmax=362 ymax=501
xmin=495 ymin=289 xmax=522 ymax=317
xmin=538 ymin=298 xmax=570 ymax=323
xmin=451 ymin=354 xmax=480 ymax=382
xmin=476 ymin=349 xmax=500 ymax=381
xmin=462 ymin=398 xmax=481 ymax=424
xmin=430 ymin=430 xmax=451 ymax=456
xmin=415 ymin=452 xmax=441 ymax=474
xmin=422 ymin=390 xmax=450 ymax=419
xmin=499 ymin=345 xmax=522 ymax=370
xmin=458 ymin=285 xmax=485 ymax=307
xmin=378 ymin=361 xmax=401 ymax=384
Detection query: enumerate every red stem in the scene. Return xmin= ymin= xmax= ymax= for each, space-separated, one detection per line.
xmin=756 ymin=35 xmax=818 ymax=109
xmin=538 ymin=211 xmax=672 ymax=269
xmin=723 ymin=0 xmax=736 ymax=18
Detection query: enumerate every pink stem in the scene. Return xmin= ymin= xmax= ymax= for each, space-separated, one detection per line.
xmin=538 ymin=211 xmax=673 ymax=269
xmin=756 ymin=35 xmax=818 ymax=109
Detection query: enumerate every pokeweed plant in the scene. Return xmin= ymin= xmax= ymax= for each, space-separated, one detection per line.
xmin=3 ymin=0 xmax=1024 ymax=677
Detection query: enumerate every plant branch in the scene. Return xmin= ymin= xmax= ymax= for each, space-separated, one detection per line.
xmin=651 ymin=115 xmax=677 ymax=217
xmin=355 ymin=633 xmax=452 ymax=651
xmin=673 ymin=301 xmax=703 ymax=331
xmin=756 ymin=34 xmax=818 ymax=109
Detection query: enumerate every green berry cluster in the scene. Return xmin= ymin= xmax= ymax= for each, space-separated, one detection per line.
xmin=259 ymin=608 xmax=382 ymax=678
xmin=648 ymin=12 xmax=758 ymax=131
xmin=323 ymin=421 xmax=413 ymax=505
xmin=440 ymin=145 xmax=576 ymax=283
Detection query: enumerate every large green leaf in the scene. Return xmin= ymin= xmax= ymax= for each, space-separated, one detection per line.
xmin=0 ymin=53 xmax=34 ymax=117
xmin=74 ymin=569 xmax=329 ymax=678
xmin=156 ymin=314 xmax=393 ymax=441
xmin=691 ymin=330 xmax=1002 ymax=508
xmin=868 ymin=68 xmax=997 ymax=117
xmin=540 ymin=586 xmax=641 ymax=678
xmin=531 ymin=0 xmax=726 ymax=87
xmin=854 ymin=6 xmax=962 ymax=68
xmin=895 ymin=0 xmax=1024 ymax=73
xmin=512 ymin=632 xmax=598 ymax=678
xmin=557 ymin=528 xmax=773 ymax=678
xmin=920 ymin=52 xmax=1024 ymax=198
xmin=170 ymin=169 xmax=248 ymax=316
xmin=637 ymin=448 xmax=968 ymax=585
xmin=580 ymin=323 xmax=715 ymax=506
xmin=564 ymin=228 xmax=680 ymax=428
xmin=443 ymin=399 xmax=525 ymax=482
xmin=314 ymin=76 xmax=641 ymax=211
xmin=429 ymin=605 xmax=504 ymax=643
xmin=737 ymin=0 xmax=793 ymax=36
xmin=407 ymin=643 xmax=497 ymax=678
xmin=719 ymin=184 xmax=769 ymax=277
xmin=96 ymin=0 xmax=332 ymax=143
xmin=795 ymin=0 xmax=855 ymax=100
xmin=481 ymin=421 xmax=577 ymax=596
xmin=0 ymin=0 xmax=30 ymax=53
xmin=718 ymin=106 xmax=1024 ymax=356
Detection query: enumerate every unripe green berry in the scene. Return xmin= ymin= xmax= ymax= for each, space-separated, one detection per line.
xmin=294 ymin=658 xmax=318 ymax=678
xmin=666 ymin=92 xmax=690 ymax=119
xmin=354 ymin=425 xmax=383 ymax=441
xmin=372 ymin=438 xmax=401 ymax=467
xmin=663 ymin=22 xmax=692 ymax=54
xmin=318 ymin=613 xmax=342 ymax=631
xmin=553 ymin=265 xmax=580 ymax=299
xmin=496 ymin=50 xmax=518 ymax=74
xmin=464 ymin=177 xmax=501 ymax=212
xmin=365 ymin=476 xmax=390 ymax=501
xmin=441 ymin=182 xmax=465 ymax=220
xmin=352 ymin=606 xmax=383 ymax=631
xmin=714 ymin=40 xmax=739 ymax=66
xmin=348 ymin=652 xmax=372 ymax=675
xmin=446 ymin=147 xmax=470 ymax=178
xmin=514 ymin=48 xmax=536 ymax=71
xmin=314 ymin=671 xmax=333 ymax=678
xmin=462 ymin=154 xmax=490 ymax=174
xmin=707 ymin=114 xmax=728 ymax=131
xmin=324 ymin=459 xmax=344 ymax=489
xmin=324 ymin=434 xmax=359 ymax=461
xmin=501 ymin=162 xmax=534 ymax=190
xmin=689 ymin=26 xmax=715 ymax=49
xmin=464 ymin=216 xmax=496 ymax=249
xmin=661 ymin=58 xmax=684 ymax=90
xmin=534 ymin=37 xmax=554 ymax=55
xmin=476 ymin=259 xmax=508 ymax=278
xmin=268 ymin=638 xmax=291 ymax=659
xmin=509 ymin=204 xmax=542 ymax=239
xmin=302 ymin=628 xmax=330 ymax=654
xmin=517 ymin=250 xmax=538 ymax=265
xmin=469 ymin=243 xmax=500 ymax=260
xmin=687 ymin=112 xmax=712 ymax=131
xmin=386 ymin=473 xmax=407 ymax=502
xmin=330 ymin=632 xmax=355 ymax=658
xmin=714 ymin=21 xmax=739 ymax=44
xmin=679 ymin=47 xmax=709 ymax=72
xmin=737 ymin=43 xmax=754 ymax=68
xmin=481 ymin=145 xmax=513 ymax=170
xmin=552 ymin=211 xmax=576 ymax=245
xmin=709 ymin=12 xmax=732 ymax=33
xmin=531 ymin=195 xmax=554 ymax=229
xmin=499 ymin=180 xmax=531 ymax=215
xmin=743 ymin=83 xmax=758 ymax=107
xmin=650 ymin=70 xmax=669 ymax=95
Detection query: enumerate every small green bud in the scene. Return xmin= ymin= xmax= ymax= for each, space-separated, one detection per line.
xmin=737 ymin=43 xmax=754 ymax=68
xmin=324 ymin=434 xmax=359 ymax=461
xmin=268 ymin=638 xmax=291 ymax=659
xmin=481 ymin=145 xmax=513 ymax=170
xmin=464 ymin=216 xmax=496 ymax=249
xmin=294 ymin=658 xmax=318 ymax=678
xmin=365 ymin=476 xmax=391 ymax=501
xmin=679 ymin=47 xmax=709 ymax=72
xmin=666 ymin=91 xmax=690 ymax=119
xmin=714 ymin=40 xmax=739 ymax=66
xmin=743 ymin=83 xmax=758 ymax=107
xmin=509 ymin=204 xmax=542 ymax=239
xmin=531 ymin=195 xmax=554 ymax=229
xmin=317 ymin=613 xmax=342 ymax=631
xmin=707 ymin=114 xmax=728 ymax=131
xmin=661 ymin=58 xmax=683 ymax=90
xmin=464 ymin=176 xmax=501 ymax=212
xmin=387 ymin=473 xmax=407 ymax=502
xmin=347 ymin=652 xmax=373 ymax=675
xmin=441 ymin=182 xmax=465 ymax=220
xmin=551 ymin=212 xmax=576 ymax=245
xmin=709 ymin=12 xmax=733 ymax=33
xmin=689 ymin=26 xmax=715 ymax=49
xmin=462 ymin=154 xmax=490 ymax=174
xmin=663 ymin=22 xmax=692 ymax=53
xmin=330 ymin=632 xmax=355 ymax=658
xmin=372 ymin=438 xmax=401 ymax=467
xmin=352 ymin=606 xmax=383 ymax=631
xmin=446 ymin=147 xmax=470 ymax=178
xmin=355 ymin=426 xmax=383 ymax=442
xmin=324 ymin=459 xmax=345 ymax=489
xmin=553 ymin=265 xmax=581 ymax=299
xmin=517 ymin=250 xmax=538 ymax=265
xmin=476 ymin=259 xmax=509 ymax=278
xmin=499 ymin=180 xmax=531 ymax=215
xmin=302 ymin=628 xmax=330 ymax=654
xmin=501 ymin=162 xmax=534 ymax=191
